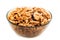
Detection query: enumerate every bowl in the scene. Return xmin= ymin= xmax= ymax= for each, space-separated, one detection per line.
xmin=6 ymin=7 xmax=52 ymax=37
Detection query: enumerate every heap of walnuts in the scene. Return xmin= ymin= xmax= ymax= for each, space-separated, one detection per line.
xmin=8 ymin=7 xmax=51 ymax=27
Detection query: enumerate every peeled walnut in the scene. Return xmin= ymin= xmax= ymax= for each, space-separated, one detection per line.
xmin=7 ymin=7 xmax=52 ymax=37
xmin=33 ymin=12 xmax=40 ymax=20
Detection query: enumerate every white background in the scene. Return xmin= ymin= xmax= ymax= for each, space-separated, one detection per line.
xmin=0 ymin=0 xmax=60 ymax=40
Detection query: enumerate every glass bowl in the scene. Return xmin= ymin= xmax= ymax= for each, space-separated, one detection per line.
xmin=6 ymin=7 xmax=52 ymax=37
